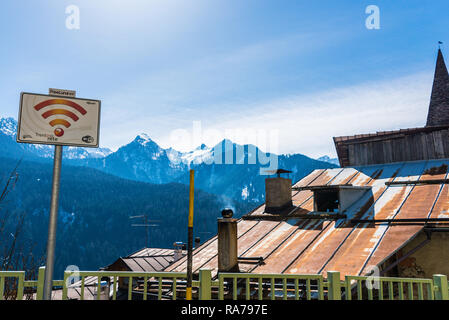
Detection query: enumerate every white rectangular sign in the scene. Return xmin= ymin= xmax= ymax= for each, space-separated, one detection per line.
xmin=48 ymin=88 xmax=76 ymax=98
xmin=17 ymin=92 xmax=101 ymax=147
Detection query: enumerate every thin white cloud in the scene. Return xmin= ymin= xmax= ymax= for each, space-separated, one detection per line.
xmin=99 ymin=30 xmax=353 ymax=151
xmin=155 ymin=71 xmax=433 ymax=158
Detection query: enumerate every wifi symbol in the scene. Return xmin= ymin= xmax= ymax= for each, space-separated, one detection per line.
xmin=34 ymin=99 xmax=87 ymax=137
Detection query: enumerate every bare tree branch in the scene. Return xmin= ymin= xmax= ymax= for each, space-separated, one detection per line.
xmin=0 ymin=159 xmax=44 ymax=299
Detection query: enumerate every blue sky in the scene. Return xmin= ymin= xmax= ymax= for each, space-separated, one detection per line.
xmin=1 ymin=1 xmax=449 ymax=157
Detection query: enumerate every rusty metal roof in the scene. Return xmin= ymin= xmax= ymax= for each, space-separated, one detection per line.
xmin=164 ymin=160 xmax=449 ymax=280
xmin=107 ymin=247 xmax=185 ymax=272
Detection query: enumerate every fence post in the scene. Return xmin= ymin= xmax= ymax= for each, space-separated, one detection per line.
xmin=199 ymin=269 xmax=212 ymax=300
xmin=62 ymin=271 xmax=71 ymax=300
xmin=36 ymin=267 xmax=46 ymax=300
xmin=327 ymin=271 xmax=341 ymax=300
xmin=433 ymin=274 xmax=449 ymax=300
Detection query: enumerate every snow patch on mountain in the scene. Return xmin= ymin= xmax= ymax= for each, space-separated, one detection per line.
xmin=180 ymin=144 xmax=212 ymax=165
xmin=317 ymin=155 xmax=340 ymax=166
xmin=0 ymin=117 xmax=17 ymax=136
xmin=241 ymin=186 xmax=249 ymax=200
xmin=135 ymin=133 xmax=154 ymax=146
xmin=64 ymin=147 xmax=113 ymax=159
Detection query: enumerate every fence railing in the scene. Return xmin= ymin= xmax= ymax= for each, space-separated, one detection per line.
xmin=0 ymin=267 xmax=64 ymax=300
xmin=217 ymin=272 xmax=325 ymax=300
xmin=62 ymin=270 xmax=190 ymax=300
xmin=1 ymin=268 xmax=448 ymax=300
xmin=344 ymin=275 xmax=436 ymax=300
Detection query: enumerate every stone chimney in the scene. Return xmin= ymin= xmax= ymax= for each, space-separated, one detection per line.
xmin=265 ymin=176 xmax=293 ymax=214
xmin=217 ymin=209 xmax=239 ymax=272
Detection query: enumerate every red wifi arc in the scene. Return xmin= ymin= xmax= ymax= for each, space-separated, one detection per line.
xmin=33 ymin=99 xmax=87 ymax=137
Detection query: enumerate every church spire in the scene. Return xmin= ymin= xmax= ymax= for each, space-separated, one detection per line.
xmin=426 ymin=47 xmax=449 ymax=127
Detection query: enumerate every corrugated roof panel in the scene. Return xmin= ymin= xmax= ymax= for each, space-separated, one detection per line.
xmin=243 ymin=172 xmax=331 ymax=261
xmin=149 ymin=248 xmax=165 ymax=256
xmin=292 ymin=169 xmax=326 ymax=187
xmin=167 ymin=168 xmax=342 ymax=271
xmin=122 ymin=258 xmax=146 ymax=272
xmin=244 ymin=170 xmax=326 ymax=217
xmin=344 ymin=163 xmax=404 ymax=221
xmin=141 ymin=258 xmax=162 ymax=271
xmin=315 ymin=161 xmax=427 ymax=278
xmin=152 ymin=256 xmax=172 ymax=269
xmin=167 ymin=220 xmax=259 ymax=272
xmin=349 ymin=165 xmax=388 ymax=186
xmin=199 ymin=221 xmax=281 ymax=277
xmin=253 ymin=220 xmax=329 ymax=274
xmin=429 ymin=184 xmax=449 ymax=219
xmin=164 ymin=159 xmax=449 ymax=278
xmin=284 ymin=222 xmax=351 ymax=275
xmin=360 ymin=224 xmax=424 ymax=276
xmin=240 ymin=221 xmax=301 ymax=260
xmin=164 ymin=236 xmax=217 ymax=272
xmin=328 ymin=168 xmax=359 ymax=185
xmin=360 ymin=159 xmax=449 ymax=274
xmin=280 ymin=165 xmax=400 ymax=275
xmin=292 ymin=190 xmax=313 ymax=207
xmin=159 ymin=249 xmax=176 ymax=256
xmin=308 ymin=168 xmax=344 ymax=186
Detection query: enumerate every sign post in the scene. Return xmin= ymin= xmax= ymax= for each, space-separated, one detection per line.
xmin=186 ymin=169 xmax=194 ymax=300
xmin=16 ymin=89 xmax=101 ymax=299
xmin=43 ymin=141 xmax=62 ymax=300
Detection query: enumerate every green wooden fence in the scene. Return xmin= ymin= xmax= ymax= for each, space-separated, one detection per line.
xmin=0 ymin=267 xmax=448 ymax=300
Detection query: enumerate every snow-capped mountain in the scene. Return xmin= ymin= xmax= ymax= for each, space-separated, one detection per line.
xmin=0 ymin=117 xmax=337 ymax=201
xmin=81 ymin=133 xmax=188 ymax=184
xmin=0 ymin=117 xmax=112 ymax=160
xmin=180 ymin=140 xmax=337 ymax=202
xmin=0 ymin=118 xmax=337 ymax=277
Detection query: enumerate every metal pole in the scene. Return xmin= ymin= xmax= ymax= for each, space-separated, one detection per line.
xmin=43 ymin=144 xmax=63 ymax=300
xmin=186 ymin=169 xmax=194 ymax=300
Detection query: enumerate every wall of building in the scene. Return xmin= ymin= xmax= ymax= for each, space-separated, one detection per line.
xmin=394 ymin=231 xmax=449 ymax=278
xmin=335 ymin=127 xmax=449 ymax=167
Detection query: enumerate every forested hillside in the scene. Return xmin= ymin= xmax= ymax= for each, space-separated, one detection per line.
xmin=0 ymin=157 xmax=252 ymax=277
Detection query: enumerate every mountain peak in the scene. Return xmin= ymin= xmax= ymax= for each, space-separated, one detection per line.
xmin=134 ymin=133 xmax=157 ymax=146
xmin=136 ymin=132 xmax=151 ymax=140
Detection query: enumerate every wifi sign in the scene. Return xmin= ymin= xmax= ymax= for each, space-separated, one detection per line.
xmin=34 ymin=99 xmax=88 ymax=137
xmin=17 ymin=92 xmax=101 ymax=147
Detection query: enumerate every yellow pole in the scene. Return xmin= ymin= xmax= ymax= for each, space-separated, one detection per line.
xmin=186 ymin=169 xmax=194 ymax=300
xmin=188 ymin=169 xmax=194 ymax=228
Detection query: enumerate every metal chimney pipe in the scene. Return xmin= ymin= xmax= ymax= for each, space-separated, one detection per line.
xmin=218 ymin=209 xmax=239 ymax=273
